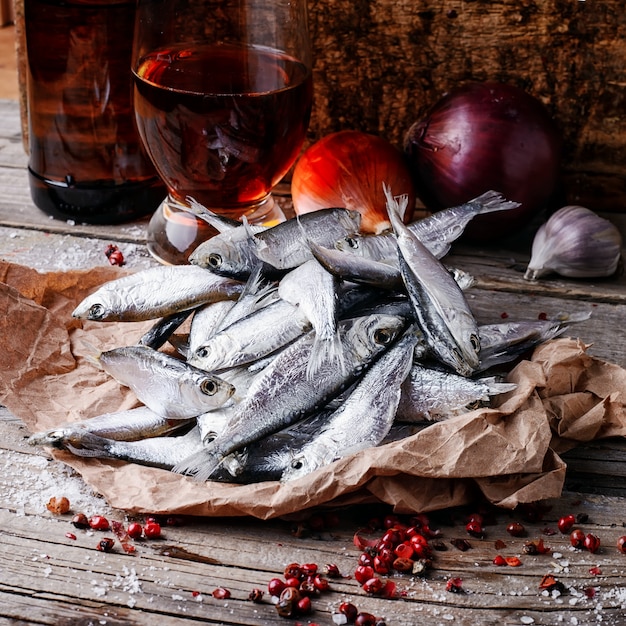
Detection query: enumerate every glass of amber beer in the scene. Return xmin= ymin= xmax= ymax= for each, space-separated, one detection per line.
xmin=132 ymin=0 xmax=314 ymax=264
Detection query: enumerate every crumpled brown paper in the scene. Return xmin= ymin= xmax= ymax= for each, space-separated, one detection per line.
xmin=1 ymin=260 xmax=625 ymax=519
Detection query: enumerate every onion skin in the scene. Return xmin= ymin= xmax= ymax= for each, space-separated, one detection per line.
xmin=291 ymin=130 xmax=416 ymax=234
xmin=403 ymin=82 xmax=562 ymax=242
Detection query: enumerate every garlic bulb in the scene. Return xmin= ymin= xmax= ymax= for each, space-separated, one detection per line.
xmin=524 ymin=205 xmax=622 ymax=280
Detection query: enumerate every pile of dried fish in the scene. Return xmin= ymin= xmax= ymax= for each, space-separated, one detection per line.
xmin=29 ymin=187 xmax=590 ymax=484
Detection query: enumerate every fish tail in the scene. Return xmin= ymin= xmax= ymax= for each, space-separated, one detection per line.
xmin=172 ymin=448 xmax=224 ymax=482
xmin=472 ymin=190 xmax=521 ymax=215
xmin=306 ymin=330 xmax=346 ymax=381
xmin=484 ymin=378 xmax=518 ymax=397
xmin=383 ymin=183 xmax=410 ymax=223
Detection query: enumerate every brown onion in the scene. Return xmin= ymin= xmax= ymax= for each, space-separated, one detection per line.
xmin=404 ymin=82 xmax=562 ymax=242
xmin=291 ymin=130 xmax=416 ymax=234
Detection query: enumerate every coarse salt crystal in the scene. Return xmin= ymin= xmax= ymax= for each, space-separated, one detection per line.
xmin=520 ymin=617 xmax=535 ymax=624
xmin=332 ymin=614 xmax=348 ymax=626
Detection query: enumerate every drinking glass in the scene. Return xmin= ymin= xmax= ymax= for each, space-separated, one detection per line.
xmin=132 ymin=0 xmax=314 ymax=264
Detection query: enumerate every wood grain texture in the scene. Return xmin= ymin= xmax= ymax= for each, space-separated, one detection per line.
xmin=306 ymin=0 xmax=626 ymax=210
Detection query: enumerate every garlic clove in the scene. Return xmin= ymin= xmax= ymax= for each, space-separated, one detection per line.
xmin=524 ymin=205 xmax=623 ymax=280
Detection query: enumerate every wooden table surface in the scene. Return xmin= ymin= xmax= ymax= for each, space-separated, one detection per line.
xmin=2 ymin=98 xmax=626 ymax=626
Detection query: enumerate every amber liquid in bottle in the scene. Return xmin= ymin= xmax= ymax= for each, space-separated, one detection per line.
xmin=25 ymin=0 xmax=165 ymax=224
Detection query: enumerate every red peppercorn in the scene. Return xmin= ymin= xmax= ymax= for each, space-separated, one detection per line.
xmin=339 ymin=601 xmax=358 ymax=622
xmin=65 ymin=532 xmax=77 ymax=540
xmin=570 ymin=529 xmax=586 ymax=548
xmin=301 ymin=562 xmax=318 ymax=576
xmin=267 ymin=577 xmax=285 ymax=597
xmin=506 ymin=522 xmax=526 ymax=537
xmin=505 ymin=556 xmax=522 ymax=567
xmin=355 ymin=613 xmax=377 ymax=626
xmin=97 ymin=538 xmax=115 ymax=552
xmin=465 ymin=521 xmax=485 ymax=538
xmin=446 ymin=577 xmax=463 ymax=593
xmin=284 ymin=562 xmax=303 ymax=579
xmin=297 ymin=595 xmax=312 ymax=614
xmin=313 ymin=574 xmax=330 ymax=592
xmin=71 ymin=513 xmax=90 ymax=529
xmin=143 ymin=521 xmax=161 ymax=539
xmin=373 ymin=555 xmax=391 ymax=575
xmin=392 ymin=557 xmax=415 ymax=572
xmin=383 ymin=514 xmax=400 ymax=529
xmin=617 ymin=536 xmax=626 ymax=554
xmin=557 ymin=514 xmax=576 ymax=534
xmin=325 ymin=563 xmax=342 ymax=577
xmin=127 ymin=522 xmax=143 ymax=539
xmin=584 ymin=533 xmax=601 ymax=554
xmin=362 ymin=577 xmax=384 ymax=594
xmin=358 ymin=552 xmax=373 ymax=567
xmin=354 ymin=565 xmax=375 ymax=585
xmin=394 ymin=542 xmax=414 ymax=559
xmin=284 ymin=576 xmax=301 ymax=588
xmin=89 ymin=515 xmax=110 ymax=531
xmin=212 ymin=587 xmax=231 ymax=599
xmin=275 ymin=587 xmax=301 ymax=618
xmin=248 ymin=588 xmax=264 ymax=602
xmin=493 ymin=555 xmax=506 ymax=566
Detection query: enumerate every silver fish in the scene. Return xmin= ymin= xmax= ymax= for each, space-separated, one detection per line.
xmin=188 ymin=222 xmax=271 ymax=280
xmin=58 ymin=426 xmax=206 ymax=470
xmin=310 ymin=238 xmax=475 ymax=293
xmin=28 ymin=405 xmax=190 ymax=447
xmin=396 ymin=362 xmax=517 ymax=422
xmin=251 ymin=208 xmax=362 ymax=270
xmin=308 ymin=239 xmax=404 ymax=290
xmin=173 ymin=312 xmax=407 ymax=481
xmin=186 ymin=300 xmax=236 ymax=359
xmin=187 ymin=298 xmax=310 ymax=372
xmin=72 ymin=265 xmax=244 ymax=322
xmin=278 ymin=259 xmax=344 ymax=378
xmin=385 ymin=186 xmax=480 ymax=376
xmin=86 ymin=344 xmax=235 ymax=418
xmin=281 ymin=328 xmax=419 ymax=482
xmin=476 ymin=311 xmax=591 ymax=372
xmin=335 ymin=190 xmax=519 ymax=261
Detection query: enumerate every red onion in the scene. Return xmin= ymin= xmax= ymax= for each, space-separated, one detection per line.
xmin=403 ymin=82 xmax=562 ymax=242
xmin=291 ymin=130 xmax=416 ymax=234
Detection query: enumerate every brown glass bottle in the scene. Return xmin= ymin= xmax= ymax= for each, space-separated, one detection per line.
xmin=24 ymin=0 xmax=165 ymax=224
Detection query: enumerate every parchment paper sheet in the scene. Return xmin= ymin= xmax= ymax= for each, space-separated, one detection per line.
xmin=1 ymin=260 xmax=624 ymax=519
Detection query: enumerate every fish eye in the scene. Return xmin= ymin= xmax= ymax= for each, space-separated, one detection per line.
xmin=344 ymin=236 xmax=359 ymax=250
xmin=196 ymin=347 xmax=209 ymax=359
xmin=200 ymin=379 xmax=218 ymax=395
xmin=88 ymin=303 xmax=105 ymax=320
xmin=470 ymin=334 xmax=480 ymax=351
xmin=290 ymin=458 xmax=304 ymax=470
xmin=208 ymin=253 xmax=222 ymax=268
xmin=374 ymin=328 xmax=393 ymax=345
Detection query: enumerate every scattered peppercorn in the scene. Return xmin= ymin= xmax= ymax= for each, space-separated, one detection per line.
xmin=46 ymin=496 xmax=70 ymax=515
xmin=71 ymin=513 xmax=90 ymax=529
xmin=97 ymin=538 xmax=115 ymax=552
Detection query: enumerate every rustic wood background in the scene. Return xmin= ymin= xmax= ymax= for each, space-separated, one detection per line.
xmin=305 ymin=0 xmax=626 ymax=212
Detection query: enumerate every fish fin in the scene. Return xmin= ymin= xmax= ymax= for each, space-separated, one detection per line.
xmin=383 ymin=183 xmax=410 ymax=226
xmin=306 ymin=330 xmax=346 ymax=381
xmin=182 ymin=196 xmax=241 ymax=232
xmin=76 ymin=340 xmax=103 ymax=368
xmin=167 ymin=333 xmax=190 ymax=358
xmin=172 ymin=448 xmax=224 ymax=482
xmin=60 ymin=431 xmax=113 ymax=458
